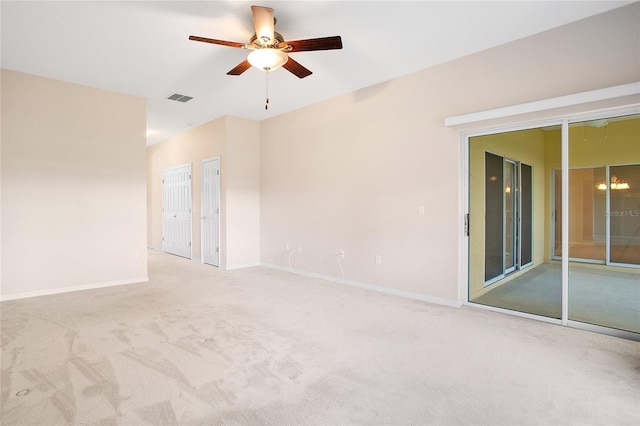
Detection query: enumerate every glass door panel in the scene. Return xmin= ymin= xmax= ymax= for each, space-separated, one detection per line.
xmin=469 ymin=128 xmax=560 ymax=319
xmin=568 ymin=116 xmax=640 ymax=334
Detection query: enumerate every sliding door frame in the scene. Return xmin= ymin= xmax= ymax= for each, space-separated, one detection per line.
xmin=459 ymin=105 xmax=640 ymax=341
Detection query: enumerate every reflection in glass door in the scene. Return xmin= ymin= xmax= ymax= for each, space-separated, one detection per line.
xmin=553 ymin=167 xmax=606 ymax=263
xmin=565 ymin=116 xmax=639 ymax=335
xmin=554 ymin=163 xmax=640 ymax=267
xmin=610 ymin=164 xmax=640 ymax=265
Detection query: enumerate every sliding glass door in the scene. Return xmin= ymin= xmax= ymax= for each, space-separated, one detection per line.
xmin=484 ymin=153 xmax=532 ymax=283
xmin=468 ymin=113 xmax=639 ymax=337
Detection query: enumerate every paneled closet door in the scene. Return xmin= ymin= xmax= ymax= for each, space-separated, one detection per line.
xmin=201 ymin=158 xmax=220 ymax=267
xmin=162 ymin=164 xmax=193 ymax=259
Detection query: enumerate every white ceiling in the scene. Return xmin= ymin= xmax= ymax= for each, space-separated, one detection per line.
xmin=1 ymin=1 xmax=632 ymax=145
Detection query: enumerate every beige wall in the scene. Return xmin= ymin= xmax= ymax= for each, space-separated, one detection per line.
xmin=259 ymin=4 xmax=640 ymax=303
xmin=225 ymin=116 xmax=261 ymax=268
xmin=146 ymin=115 xmax=260 ymax=269
xmin=1 ymin=69 xmax=147 ymax=299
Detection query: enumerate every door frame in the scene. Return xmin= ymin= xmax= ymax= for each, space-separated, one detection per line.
xmin=201 ymin=157 xmax=221 ymax=267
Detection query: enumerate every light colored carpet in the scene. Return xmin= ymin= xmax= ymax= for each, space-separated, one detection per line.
xmin=1 ymin=251 xmax=639 ymax=425
xmin=472 ymin=263 xmax=640 ymax=333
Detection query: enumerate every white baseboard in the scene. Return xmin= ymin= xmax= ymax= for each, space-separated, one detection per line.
xmin=261 ymin=263 xmax=462 ymax=309
xmin=0 ymin=276 xmax=149 ymax=302
xmin=225 ymin=262 xmax=261 ymax=271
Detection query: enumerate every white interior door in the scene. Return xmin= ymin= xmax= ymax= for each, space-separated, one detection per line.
xmin=162 ymin=164 xmax=192 ymax=259
xmin=201 ymin=158 xmax=220 ymax=266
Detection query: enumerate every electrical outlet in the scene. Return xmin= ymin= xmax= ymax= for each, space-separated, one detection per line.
xmin=285 ymin=242 xmax=290 ymax=250
xmin=297 ymin=246 xmax=302 ymax=253
xmin=375 ymin=255 xmax=382 ymax=264
xmin=338 ymin=249 xmax=345 ymax=258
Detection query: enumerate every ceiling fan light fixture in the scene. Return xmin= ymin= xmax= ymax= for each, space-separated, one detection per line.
xmin=247 ymin=49 xmax=288 ymax=72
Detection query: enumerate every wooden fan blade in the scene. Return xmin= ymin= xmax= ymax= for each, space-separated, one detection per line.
xmin=189 ymin=35 xmax=246 ymax=48
xmin=251 ymin=5 xmax=275 ymax=45
xmin=283 ymin=36 xmax=342 ymax=52
xmin=227 ymin=60 xmax=252 ymax=76
xmin=283 ymin=57 xmax=312 ymax=79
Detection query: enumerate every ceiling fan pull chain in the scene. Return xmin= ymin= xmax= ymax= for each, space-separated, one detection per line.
xmin=265 ymin=70 xmax=270 ymax=110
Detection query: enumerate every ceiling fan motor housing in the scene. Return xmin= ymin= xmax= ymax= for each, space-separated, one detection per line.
xmin=250 ymin=32 xmax=286 ymax=49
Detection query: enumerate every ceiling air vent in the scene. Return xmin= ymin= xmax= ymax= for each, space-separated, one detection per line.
xmin=167 ymin=93 xmax=193 ymax=103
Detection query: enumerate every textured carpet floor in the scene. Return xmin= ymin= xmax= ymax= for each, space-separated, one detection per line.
xmin=1 ymin=251 xmax=639 ymax=425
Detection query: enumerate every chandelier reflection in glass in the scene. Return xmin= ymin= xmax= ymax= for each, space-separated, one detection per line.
xmin=597 ymin=175 xmax=630 ymax=190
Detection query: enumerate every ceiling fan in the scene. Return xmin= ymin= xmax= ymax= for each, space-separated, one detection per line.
xmin=189 ymin=5 xmax=343 ymax=79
